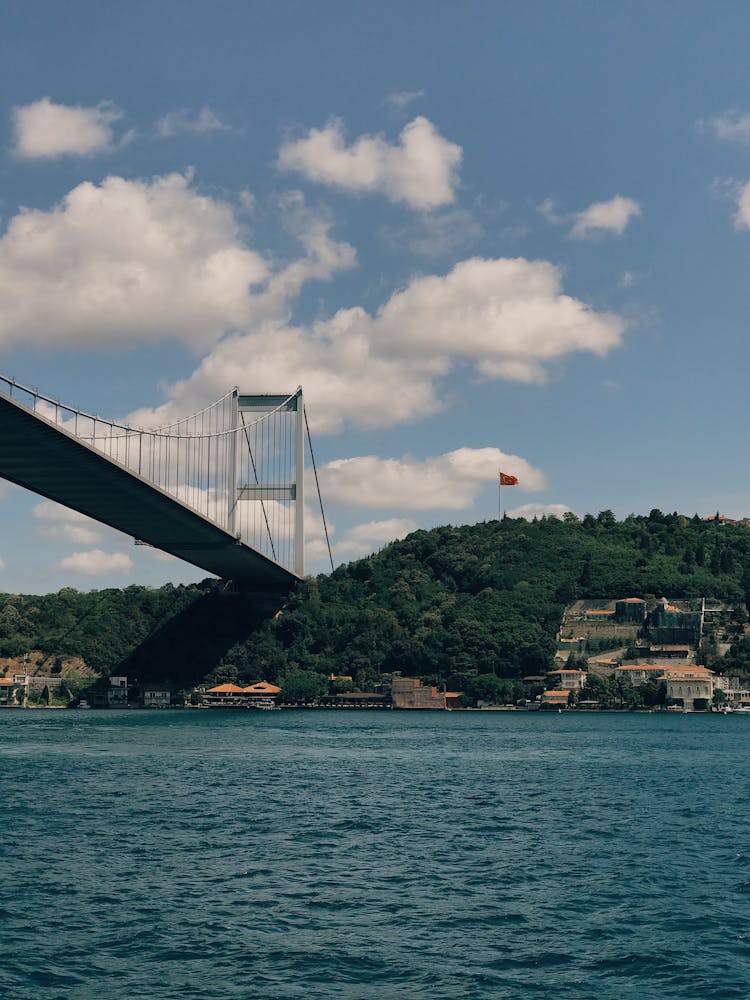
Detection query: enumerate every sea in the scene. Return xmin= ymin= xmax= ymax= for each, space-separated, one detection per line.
xmin=1 ymin=709 xmax=748 ymax=1000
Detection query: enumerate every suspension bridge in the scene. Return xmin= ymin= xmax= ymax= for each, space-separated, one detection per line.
xmin=0 ymin=375 xmax=327 ymax=592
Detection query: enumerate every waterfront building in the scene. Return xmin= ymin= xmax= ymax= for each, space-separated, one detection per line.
xmin=661 ymin=666 xmax=715 ymax=710
xmin=242 ymin=681 xmax=281 ymax=705
xmin=0 ymin=675 xmax=27 ymax=705
xmin=203 ymin=683 xmax=247 ymax=707
xmin=715 ymin=675 xmax=750 ymax=707
xmin=92 ymin=675 xmax=129 ymax=708
xmin=142 ymin=686 xmax=173 ymax=708
xmin=203 ymin=681 xmax=281 ymax=708
xmin=542 ymin=689 xmax=570 ymax=708
xmin=391 ymin=677 xmax=446 ymax=709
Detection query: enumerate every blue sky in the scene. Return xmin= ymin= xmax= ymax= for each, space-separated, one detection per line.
xmin=2 ymin=1 xmax=750 ymax=592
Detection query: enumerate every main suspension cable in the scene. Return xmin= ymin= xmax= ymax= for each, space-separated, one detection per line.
xmin=303 ymin=404 xmax=334 ymax=574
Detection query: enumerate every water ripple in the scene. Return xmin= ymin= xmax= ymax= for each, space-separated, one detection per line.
xmin=1 ymin=710 xmax=749 ymax=998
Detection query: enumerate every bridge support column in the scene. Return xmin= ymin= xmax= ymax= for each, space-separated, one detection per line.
xmin=227 ymin=388 xmax=238 ymax=535
xmin=295 ymin=387 xmax=304 ymax=578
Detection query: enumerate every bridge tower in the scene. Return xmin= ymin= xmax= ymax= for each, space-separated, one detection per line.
xmin=228 ymin=388 xmax=304 ymax=578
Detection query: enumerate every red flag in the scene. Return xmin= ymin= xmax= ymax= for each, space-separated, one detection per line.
xmin=498 ymin=471 xmax=519 ymax=486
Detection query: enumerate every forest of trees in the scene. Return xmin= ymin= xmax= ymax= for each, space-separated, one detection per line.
xmin=3 ymin=510 xmax=750 ymax=693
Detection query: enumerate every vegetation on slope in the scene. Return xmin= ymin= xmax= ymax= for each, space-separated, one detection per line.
xmin=3 ymin=510 xmax=750 ymax=691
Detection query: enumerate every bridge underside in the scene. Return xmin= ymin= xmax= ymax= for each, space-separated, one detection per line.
xmin=0 ymin=394 xmax=299 ymax=593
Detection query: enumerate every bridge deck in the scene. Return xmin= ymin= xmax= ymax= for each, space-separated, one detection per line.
xmin=0 ymin=394 xmax=299 ymax=592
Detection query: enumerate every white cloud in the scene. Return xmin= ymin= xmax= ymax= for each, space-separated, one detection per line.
xmin=0 ymin=172 xmax=353 ymax=351
xmin=278 ymin=116 xmax=462 ymax=210
xmin=156 ymin=106 xmax=227 ymax=137
xmin=59 ymin=550 xmax=133 ymax=575
xmin=334 ymin=518 xmax=418 ymax=559
xmin=506 ymin=502 xmax=576 ymax=520
xmin=130 ymin=255 xmax=624 ymax=434
xmin=0 ymin=557 xmax=5 ymax=570
xmin=128 ymin=321 xmax=440 ymax=435
xmin=734 ymin=180 xmax=750 ymax=229
xmin=386 ymin=90 xmax=425 ymax=110
xmin=319 ymin=447 xmax=545 ymax=511
xmin=711 ymin=111 xmax=750 ymax=143
xmin=537 ymin=198 xmax=565 ymax=225
xmin=12 ymin=97 xmax=124 ymax=158
xmin=570 ymin=195 xmax=641 ymax=239
xmin=361 ymin=257 xmax=624 ymax=383
xmin=32 ymin=501 xmax=102 ymax=544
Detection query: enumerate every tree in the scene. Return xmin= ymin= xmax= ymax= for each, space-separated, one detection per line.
xmin=464 ymin=673 xmax=511 ymax=706
xmin=640 ymin=678 xmax=667 ymax=708
xmin=280 ymin=671 xmax=326 ymax=702
xmin=579 ymin=672 xmax=612 ymax=706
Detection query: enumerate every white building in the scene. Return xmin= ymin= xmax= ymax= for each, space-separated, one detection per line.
xmin=662 ymin=666 xmax=715 ymax=711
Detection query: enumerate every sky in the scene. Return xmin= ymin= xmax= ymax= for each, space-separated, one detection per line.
xmin=2 ymin=1 xmax=750 ymax=593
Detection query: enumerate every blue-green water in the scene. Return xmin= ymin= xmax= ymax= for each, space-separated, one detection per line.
xmin=1 ymin=710 xmax=748 ymax=999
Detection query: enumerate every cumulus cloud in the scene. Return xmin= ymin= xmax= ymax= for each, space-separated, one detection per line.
xmin=278 ymin=116 xmax=462 ymax=209
xmin=711 ymin=111 xmax=750 ymax=143
xmin=156 ymin=106 xmax=227 ymax=137
xmin=362 ymin=257 xmax=624 ymax=383
xmin=505 ymin=502 xmax=576 ymax=520
xmin=0 ymin=173 xmax=622 ymax=438
xmin=33 ymin=501 xmax=102 ymax=544
xmin=0 ymin=172 xmax=353 ymax=351
xmin=130 ymin=255 xmax=624 ymax=434
xmin=13 ymin=97 xmax=124 ymax=158
xmin=570 ymin=195 xmax=641 ymax=239
xmin=59 ymin=549 xmax=133 ymax=575
xmin=319 ymin=447 xmax=545 ymax=511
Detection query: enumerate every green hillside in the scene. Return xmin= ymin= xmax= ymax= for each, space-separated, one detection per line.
xmin=3 ymin=510 xmax=750 ymax=692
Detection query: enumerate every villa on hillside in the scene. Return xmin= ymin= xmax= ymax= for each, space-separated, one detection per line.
xmin=614 ymin=664 xmax=665 ymax=685
xmin=548 ymin=668 xmax=587 ymax=691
